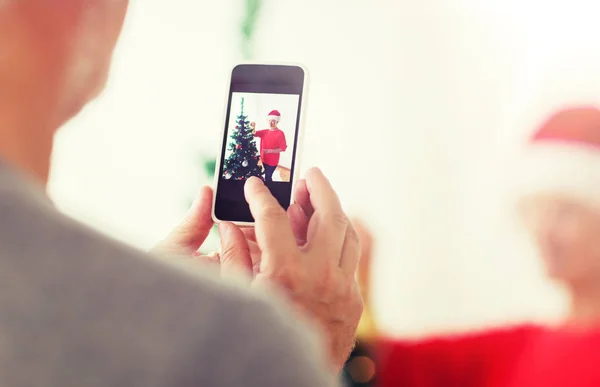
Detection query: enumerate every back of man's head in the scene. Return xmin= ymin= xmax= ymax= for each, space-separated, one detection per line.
xmin=0 ymin=0 xmax=128 ymax=129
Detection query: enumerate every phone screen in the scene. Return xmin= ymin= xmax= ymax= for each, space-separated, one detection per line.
xmin=213 ymin=64 xmax=305 ymax=223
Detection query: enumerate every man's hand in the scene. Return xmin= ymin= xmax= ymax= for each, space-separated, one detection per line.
xmin=152 ymin=186 xmax=215 ymax=258
xmin=217 ymin=169 xmax=364 ymax=371
xmin=152 ymin=169 xmax=364 ymax=371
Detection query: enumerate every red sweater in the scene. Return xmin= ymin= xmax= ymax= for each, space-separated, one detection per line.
xmin=255 ymin=129 xmax=287 ymax=167
xmin=377 ymin=325 xmax=600 ymax=387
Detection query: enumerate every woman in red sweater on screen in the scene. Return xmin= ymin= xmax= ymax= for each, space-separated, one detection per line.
xmin=366 ymin=106 xmax=600 ymax=387
xmin=250 ymin=110 xmax=288 ymax=182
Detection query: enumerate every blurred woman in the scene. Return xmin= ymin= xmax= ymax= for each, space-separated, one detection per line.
xmin=364 ymin=106 xmax=600 ymax=386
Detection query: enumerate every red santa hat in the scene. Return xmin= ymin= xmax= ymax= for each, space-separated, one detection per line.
xmin=267 ymin=110 xmax=281 ymax=122
xmin=515 ymin=105 xmax=600 ymax=208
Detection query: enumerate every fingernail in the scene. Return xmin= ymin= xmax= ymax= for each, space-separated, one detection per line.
xmin=208 ymin=251 xmax=220 ymax=258
xmin=306 ymin=166 xmax=321 ymax=177
xmin=289 ymin=203 xmax=306 ymax=217
xmin=246 ymin=177 xmax=264 ymax=190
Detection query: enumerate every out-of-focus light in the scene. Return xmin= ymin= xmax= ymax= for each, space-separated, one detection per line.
xmin=346 ymin=355 xmax=376 ymax=384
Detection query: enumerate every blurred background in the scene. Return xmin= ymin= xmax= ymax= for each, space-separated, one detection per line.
xmin=46 ymin=0 xmax=600 ymax=339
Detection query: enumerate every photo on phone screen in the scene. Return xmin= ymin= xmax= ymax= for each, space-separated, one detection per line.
xmin=213 ymin=64 xmax=306 ymax=224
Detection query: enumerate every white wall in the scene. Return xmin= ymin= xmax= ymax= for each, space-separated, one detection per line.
xmin=49 ymin=0 xmax=600 ymax=338
xmin=248 ymin=0 xmax=570 ymax=335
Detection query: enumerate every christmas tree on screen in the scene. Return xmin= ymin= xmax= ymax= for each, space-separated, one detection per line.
xmin=223 ymin=97 xmax=262 ymax=180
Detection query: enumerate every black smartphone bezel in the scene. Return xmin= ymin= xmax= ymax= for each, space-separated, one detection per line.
xmin=213 ymin=64 xmax=306 ymax=224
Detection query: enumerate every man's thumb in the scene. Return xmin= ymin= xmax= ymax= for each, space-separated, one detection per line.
xmin=218 ymin=222 xmax=253 ymax=279
xmin=153 ymin=186 xmax=214 ymax=255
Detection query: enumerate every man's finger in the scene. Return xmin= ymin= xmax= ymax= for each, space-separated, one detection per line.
xmin=293 ymin=179 xmax=314 ymax=217
xmin=303 ymin=168 xmax=347 ymax=261
xmin=153 ymin=186 xmax=214 ymax=255
xmin=353 ymin=219 xmax=373 ymax=275
xmin=218 ymin=222 xmax=253 ymax=278
xmin=240 ymin=227 xmax=261 ymax=274
xmin=244 ymin=177 xmax=297 ymax=270
xmin=192 ymin=251 xmax=221 ymax=266
xmin=352 ymin=219 xmax=374 ymax=303
xmin=241 ymin=227 xmax=257 ymax=243
xmin=288 ymin=203 xmax=309 ymax=245
xmin=338 ymin=220 xmax=361 ymax=275
xmin=287 ymin=203 xmax=309 ymax=246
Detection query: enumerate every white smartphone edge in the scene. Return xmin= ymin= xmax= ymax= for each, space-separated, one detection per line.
xmin=211 ymin=61 xmax=309 ymax=227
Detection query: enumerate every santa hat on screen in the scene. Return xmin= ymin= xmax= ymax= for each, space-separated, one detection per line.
xmin=267 ymin=110 xmax=281 ymax=122
xmin=515 ymin=105 xmax=600 ymax=208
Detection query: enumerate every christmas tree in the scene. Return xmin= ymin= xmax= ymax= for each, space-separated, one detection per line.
xmin=223 ymin=97 xmax=262 ymax=180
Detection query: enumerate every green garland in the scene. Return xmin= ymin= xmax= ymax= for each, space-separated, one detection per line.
xmin=240 ymin=0 xmax=262 ymax=59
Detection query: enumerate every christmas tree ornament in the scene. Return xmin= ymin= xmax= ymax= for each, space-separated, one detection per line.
xmin=242 ymin=159 xmax=249 ymax=167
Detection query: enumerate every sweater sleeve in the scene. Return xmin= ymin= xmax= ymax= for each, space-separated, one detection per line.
xmin=376 ymin=325 xmax=540 ymax=387
xmin=278 ymin=131 xmax=288 ymax=151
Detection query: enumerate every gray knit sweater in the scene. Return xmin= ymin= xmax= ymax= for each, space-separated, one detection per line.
xmin=0 ymin=162 xmax=336 ymax=387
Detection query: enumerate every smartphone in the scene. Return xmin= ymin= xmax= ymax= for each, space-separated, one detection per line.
xmin=212 ymin=63 xmax=308 ymax=225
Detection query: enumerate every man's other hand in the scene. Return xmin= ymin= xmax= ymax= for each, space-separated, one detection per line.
xmin=218 ymin=169 xmax=364 ymax=371
xmin=152 ymin=186 xmax=214 ymax=257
